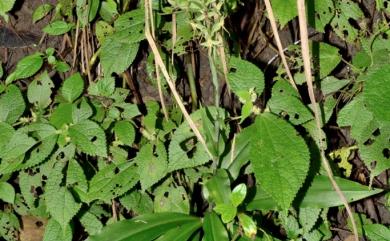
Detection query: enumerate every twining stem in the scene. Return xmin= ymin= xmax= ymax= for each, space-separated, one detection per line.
xmin=296 ymin=0 xmax=358 ymax=240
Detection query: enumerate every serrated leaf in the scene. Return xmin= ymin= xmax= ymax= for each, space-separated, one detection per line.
xmin=45 ymin=187 xmax=81 ymax=231
xmin=321 ymin=76 xmax=349 ymax=96
xmin=69 ymin=120 xmax=107 ymax=157
xmin=268 ymin=80 xmax=313 ymax=125
xmin=310 ymin=0 xmax=334 ymax=33
xmin=271 ymin=0 xmax=297 ymax=27
xmin=80 ymin=212 xmax=103 ymax=235
xmin=67 ymin=159 xmax=88 ymax=192
xmin=247 ymin=175 xmax=384 ymax=210
xmin=203 ymin=212 xmax=229 ymax=241
xmin=5 ymin=53 xmax=43 ymax=84
xmin=0 ymin=84 xmax=25 ymax=124
xmin=318 ymin=43 xmax=341 ymax=79
xmin=43 ymin=218 xmax=72 ymax=241
xmin=299 ymin=208 xmax=321 ymax=232
xmin=0 ymin=122 xmax=14 ymax=150
xmin=363 ymin=64 xmax=390 ymax=124
xmin=50 ymin=103 xmax=73 ymax=128
xmin=248 ymin=113 xmax=310 ymax=209
xmin=228 ymin=57 xmax=264 ymax=97
xmin=120 ymin=191 xmax=153 ymax=215
xmin=20 ymin=134 xmax=57 ymax=170
xmin=214 ymin=203 xmax=236 ymax=223
xmin=154 ymin=186 xmax=190 ymax=214
xmin=88 ymin=76 xmax=115 ymax=97
xmin=330 ymin=0 xmax=363 ymax=42
xmin=114 ymin=121 xmax=135 ymax=146
xmin=231 ymin=184 xmax=246 ymax=207
xmin=27 ymin=71 xmax=54 ymax=108
xmin=137 ymin=142 xmax=168 ymax=190
xmin=72 ymin=98 xmax=93 ymax=123
xmin=32 ymin=4 xmax=53 ymax=23
xmin=61 ymin=73 xmax=84 ymax=103
xmin=87 ymin=162 xmax=139 ymax=202
xmin=0 ymin=182 xmax=15 ymax=203
xmin=0 ymin=130 xmax=36 ymax=160
xmin=43 ymin=20 xmax=74 ymax=35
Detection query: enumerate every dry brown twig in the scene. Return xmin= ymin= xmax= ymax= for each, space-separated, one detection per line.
xmin=296 ymin=0 xmax=359 ymax=240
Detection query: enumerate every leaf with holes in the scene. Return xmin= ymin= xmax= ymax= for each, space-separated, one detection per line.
xmin=68 ymin=120 xmax=107 ymax=157
xmin=27 ymin=71 xmax=54 ymax=108
xmin=87 ymin=162 xmax=139 ymax=202
xmin=137 ymin=142 xmax=168 ymax=191
xmin=154 ymin=185 xmax=190 ymax=214
xmin=0 ymin=84 xmax=25 ymax=124
xmin=248 ymin=113 xmax=310 ymax=209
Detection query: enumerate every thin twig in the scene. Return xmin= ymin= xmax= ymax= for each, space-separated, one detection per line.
xmin=296 ymin=1 xmax=358 ymax=240
xmin=264 ymin=0 xmax=298 ymax=91
xmin=144 ymin=0 xmax=213 ymax=159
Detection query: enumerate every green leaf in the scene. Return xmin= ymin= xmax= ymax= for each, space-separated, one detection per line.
xmin=88 ymin=76 xmax=115 ymax=97
xmin=299 ymin=208 xmax=321 ymax=232
xmin=310 ymin=0 xmax=334 ymax=33
xmin=120 ymin=191 xmax=154 ymax=215
xmin=43 ymin=219 xmax=72 ymax=241
xmin=228 ymin=57 xmax=264 ymax=97
xmin=69 ymin=120 xmax=107 ymax=157
xmin=72 ymin=98 xmax=93 ymax=123
xmin=5 ymin=53 xmax=43 ymax=84
xmin=0 ymin=84 xmax=25 ymax=124
xmin=87 ymin=213 xmax=200 ymax=241
xmin=248 ymin=113 xmax=310 ymax=209
xmin=50 ymin=103 xmax=73 ymax=128
xmin=203 ymin=212 xmax=229 ymax=241
xmin=364 ymin=224 xmax=390 ymax=241
xmin=0 ymin=0 xmax=15 ymax=20
xmin=154 ymin=186 xmax=190 ymax=214
xmin=0 ymin=130 xmax=36 ymax=160
xmin=32 ymin=4 xmax=53 ymax=23
xmin=363 ymin=64 xmax=390 ymax=124
xmin=95 ymin=21 xmax=115 ymax=44
xmin=247 ymin=175 xmax=383 ymax=210
xmin=80 ymin=212 xmax=103 ymax=236
xmin=114 ymin=121 xmax=135 ymax=146
xmin=87 ymin=162 xmax=139 ymax=202
xmin=66 ymin=159 xmax=88 ymax=192
xmin=61 ymin=73 xmax=84 ymax=103
xmin=155 ymin=221 xmax=201 ymax=241
xmin=330 ymin=0 xmax=363 ymax=42
xmin=268 ymin=80 xmax=313 ymax=125
xmin=45 ymin=187 xmax=81 ymax=231
xmin=0 ymin=122 xmax=14 ymax=150
xmin=231 ymin=184 xmax=247 ymax=207
xmin=271 ymin=0 xmax=297 ymax=27
xmin=237 ymin=213 xmax=257 ymax=239
xmin=99 ymin=0 xmax=118 ymax=22
xmin=204 ymin=169 xmax=231 ymax=205
xmin=0 ymin=182 xmax=15 ymax=203
xmin=318 ymin=43 xmax=341 ymax=79
xmin=43 ymin=20 xmax=74 ymax=35
xmin=27 ymin=71 xmax=54 ymax=108
xmin=320 ymin=77 xmax=349 ymax=96
xmin=214 ymin=203 xmax=236 ymax=223
xmin=137 ymin=142 xmax=168 ymax=190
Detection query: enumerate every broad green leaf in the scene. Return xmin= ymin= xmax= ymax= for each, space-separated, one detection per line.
xmin=299 ymin=208 xmax=321 ymax=232
xmin=95 ymin=21 xmax=115 ymax=44
xmin=268 ymin=80 xmax=313 ymax=125
xmin=228 ymin=57 xmax=264 ymax=97
xmin=310 ymin=0 xmax=334 ymax=33
xmin=61 ymin=73 xmax=84 ymax=103
xmin=32 ymin=4 xmax=53 ymax=23
xmin=69 ymin=120 xmax=107 ymax=157
xmin=66 ymin=159 xmax=88 ymax=192
xmin=87 ymin=162 xmax=139 ymax=202
xmin=0 ymin=130 xmax=36 ymax=160
xmin=363 ymin=64 xmax=390 ymax=124
xmin=318 ymin=43 xmax=341 ymax=79
xmin=99 ymin=0 xmax=118 ymax=22
xmin=114 ymin=9 xmax=145 ymax=41
xmin=19 ymin=169 xmax=44 ymax=209
xmin=248 ymin=113 xmax=310 ymax=209
xmin=20 ymin=135 xmax=57 ymax=170
xmin=0 ymin=122 xmax=14 ymax=150
xmin=137 ymin=142 xmax=168 ymax=190
xmin=204 ymin=169 xmax=231 ymax=205
xmin=87 ymin=213 xmax=200 ymax=241
xmin=27 ymin=71 xmax=54 ymax=108
xmin=247 ymin=175 xmax=383 ymax=210
xmin=72 ymin=98 xmax=93 ymax=123
xmin=88 ymin=0 xmax=100 ymax=22
xmin=330 ymin=0 xmax=363 ymax=42
xmin=0 ymin=182 xmax=15 ymax=203
xmin=80 ymin=212 xmax=103 ymax=235
xmin=364 ymin=224 xmax=390 ymax=241
xmin=45 ymin=187 xmax=81 ymax=231
xmin=231 ymin=184 xmax=247 ymax=207
xmin=43 ymin=219 xmax=72 ymax=241
xmin=214 ymin=203 xmax=236 ymax=223
xmin=120 ymin=191 xmax=154 ymax=215
xmin=0 ymin=85 xmax=25 ymax=124
xmin=43 ymin=20 xmax=74 ymax=35
xmin=237 ymin=213 xmax=257 ymax=239
xmin=0 ymin=0 xmax=15 ymax=21
xmin=50 ymin=103 xmax=73 ymax=128
xmin=88 ymin=76 xmax=115 ymax=97
xmin=5 ymin=53 xmax=43 ymax=84
xmin=271 ymin=0 xmax=297 ymax=27
xmin=203 ymin=212 xmax=229 ymax=241
xmin=114 ymin=121 xmax=135 ymax=146
xmin=154 ymin=186 xmax=190 ymax=214
xmin=321 ymin=77 xmax=349 ymax=96
xmin=155 ymin=221 xmax=201 ymax=241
